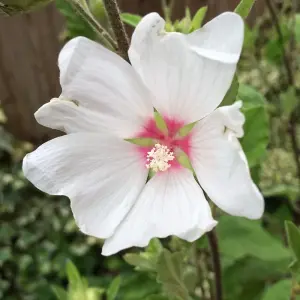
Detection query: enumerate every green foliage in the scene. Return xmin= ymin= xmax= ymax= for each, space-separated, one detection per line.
xmin=0 ymin=0 xmax=51 ymax=16
xmin=190 ymin=6 xmax=207 ymax=31
xmin=221 ymin=75 xmax=239 ymax=106
xmin=120 ymin=13 xmax=142 ymax=27
xmin=239 ymin=84 xmax=269 ymax=168
xmin=156 ymin=250 xmax=189 ymax=300
xmin=234 ymin=0 xmax=256 ymax=19
xmin=107 ymin=276 xmax=121 ymax=300
xmin=55 ymin=0 xmax=96 ymax=41
xmin=261 ymin=280 xmax=292 ymax=300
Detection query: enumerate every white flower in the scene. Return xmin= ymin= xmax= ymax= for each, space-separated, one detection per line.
xmin=23 ymin=12 xmax=264 ymax=256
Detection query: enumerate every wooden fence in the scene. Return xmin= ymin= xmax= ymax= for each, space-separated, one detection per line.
xmin=0 ymin=0 xmax=265 ymax=143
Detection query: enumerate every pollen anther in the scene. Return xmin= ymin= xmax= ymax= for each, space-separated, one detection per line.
xmin=146 ymin=144 xmax=174 ymax=172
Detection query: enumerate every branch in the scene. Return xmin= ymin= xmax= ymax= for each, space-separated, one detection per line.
xmin=103 ymin=0 xmax=129 ymax=61
xmin=207 ymin=230 xmax=223 ymax=300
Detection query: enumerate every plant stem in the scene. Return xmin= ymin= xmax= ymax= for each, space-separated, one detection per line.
xmin=66 ymin=0 xmax=117 ymax=51
xmin=102 ymin=0 xmax=129 ymax=61
xmin=207 ymin=230 xmax=223 ymax=300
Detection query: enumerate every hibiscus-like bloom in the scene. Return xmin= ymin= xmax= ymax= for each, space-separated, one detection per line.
xmin=23 ymin=12 xmax=264 ymax=255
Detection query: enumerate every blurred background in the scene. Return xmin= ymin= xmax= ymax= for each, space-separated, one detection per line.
xmin=0 ymin=0 xmax=300 ymax=300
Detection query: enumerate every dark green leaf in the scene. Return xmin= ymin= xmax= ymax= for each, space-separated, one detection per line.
xmin=120 ymin=13 xmax=142 ymax=27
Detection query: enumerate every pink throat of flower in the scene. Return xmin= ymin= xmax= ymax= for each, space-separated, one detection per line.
xmin=136 ymin=117 xmax=193 ymax=171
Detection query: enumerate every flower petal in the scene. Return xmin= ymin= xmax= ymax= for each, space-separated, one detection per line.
xmin=58 ymin=36 xmax=154 ymax=137
xmin=187 ymin=12 xmax=244 ymax=64
xmin=190 ymin=107 xmax=264 ymax=219
xmin=35 ymin=98 xmax=107 ymax=133
xmin=128 ymin=13 xmax=244 ymax=123
xmin=102 ymin=169 xmax=217 ymax=256
xmin=23 ymin=133 xmax=148 ymax=239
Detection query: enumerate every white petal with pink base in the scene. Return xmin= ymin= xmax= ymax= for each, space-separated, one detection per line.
xmin=23 ymin=11 xmax=264 ymax=256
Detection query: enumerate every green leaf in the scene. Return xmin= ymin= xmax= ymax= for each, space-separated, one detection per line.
xmin=154 ymin=111 xmax=168 ymax=135
xmin=123 ymin=253 xmax=156 ymax=272
xmin=66 ymin=260 xmax=81 ymax=287
xmin=125 ymin=137 xmax=156 ymax=147
xmin=239 ymin=84 xmax=269 ymax=168
xmin=107 ymin=276 xmax=121 ymax=300
xmin=218 ymin=216 xmax=291 ymax=269
xmin=120 ymin=13 xmax=142 ymax=27
xmin=146 ymin=238 xmax=163 ymax=254
xmin=261 ymin=280 xmax=292 ymax=300
xmin=221 ymin=75 xmax=239 ymax=106
xmin=280 ymin=87 xmax=298 ymax=119
xmin=51 ymin=285 xmax=68 ymax=300
xmin=191 ymin=6 xmax=207 ymax=30
xmin=156 ymin=250 xmax=189 ymax=300
xmin=285 ymin=221 xmax=300 ymax=262
xmin=0 ymin=0 xmax=51 ymax=16
xmin=234 ymin=0 xmax=256 ymax=19
xmin=56 ymin=0 xmax=96 ymax=40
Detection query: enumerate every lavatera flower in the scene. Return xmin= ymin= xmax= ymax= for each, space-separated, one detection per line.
xmin=23 ymin=12 xmax=264 ymax=255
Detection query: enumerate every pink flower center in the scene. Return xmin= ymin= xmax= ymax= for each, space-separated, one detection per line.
xmin=136 ymin=117 xmax=193 ymax=171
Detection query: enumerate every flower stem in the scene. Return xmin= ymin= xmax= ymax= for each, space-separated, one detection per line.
xmin=207 ymin=230 xmax=223 ymax=300
xmin=102 ymin=0 xmax=130 ymax=61
xmin=65 ymin=0 xmax=117 ymax=51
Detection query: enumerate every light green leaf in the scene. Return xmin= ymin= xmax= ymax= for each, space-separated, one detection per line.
xmin=177 ymin=151 xmax=194 ymax=172
xmin=261 ymin=280 xmax=292 ymax=300
xmin=51 ymin=285 xmax=68 ymax=300
xmin=66 ymin=260 xmax=81 ymax=287
xmin=107 ymin=276 xmax=121 ymax=300
xmin=123 ymin=253 xmax=156 ymax=272
xmin=191 ymin=6 xmax=207 ymax=30
xmin=120 ymin=13 xmax=142 ymax=27
xmin=178 ymin=122 xmax=197 ymax=137
xmin=146 ymin=238 xmax=163 ymax=254
xmin=221 ymin=75 xmax=239 ymax=106
xmin=125 ymin=137 xmax=156 ymax=147
xmin=280 ymin=87 xmax=298 ymax=119
xmin=234 ymin=0 xmax=256 ymax=19
xmin=239 ymin=84 xmax=269 ymax=168
xmin=154 ymin=111 xmax=168 ymax=135
xmin=156 ymin=250 xmax=189 ymax=300
xmin=285 ymin=221 xmax=300 ymax=262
